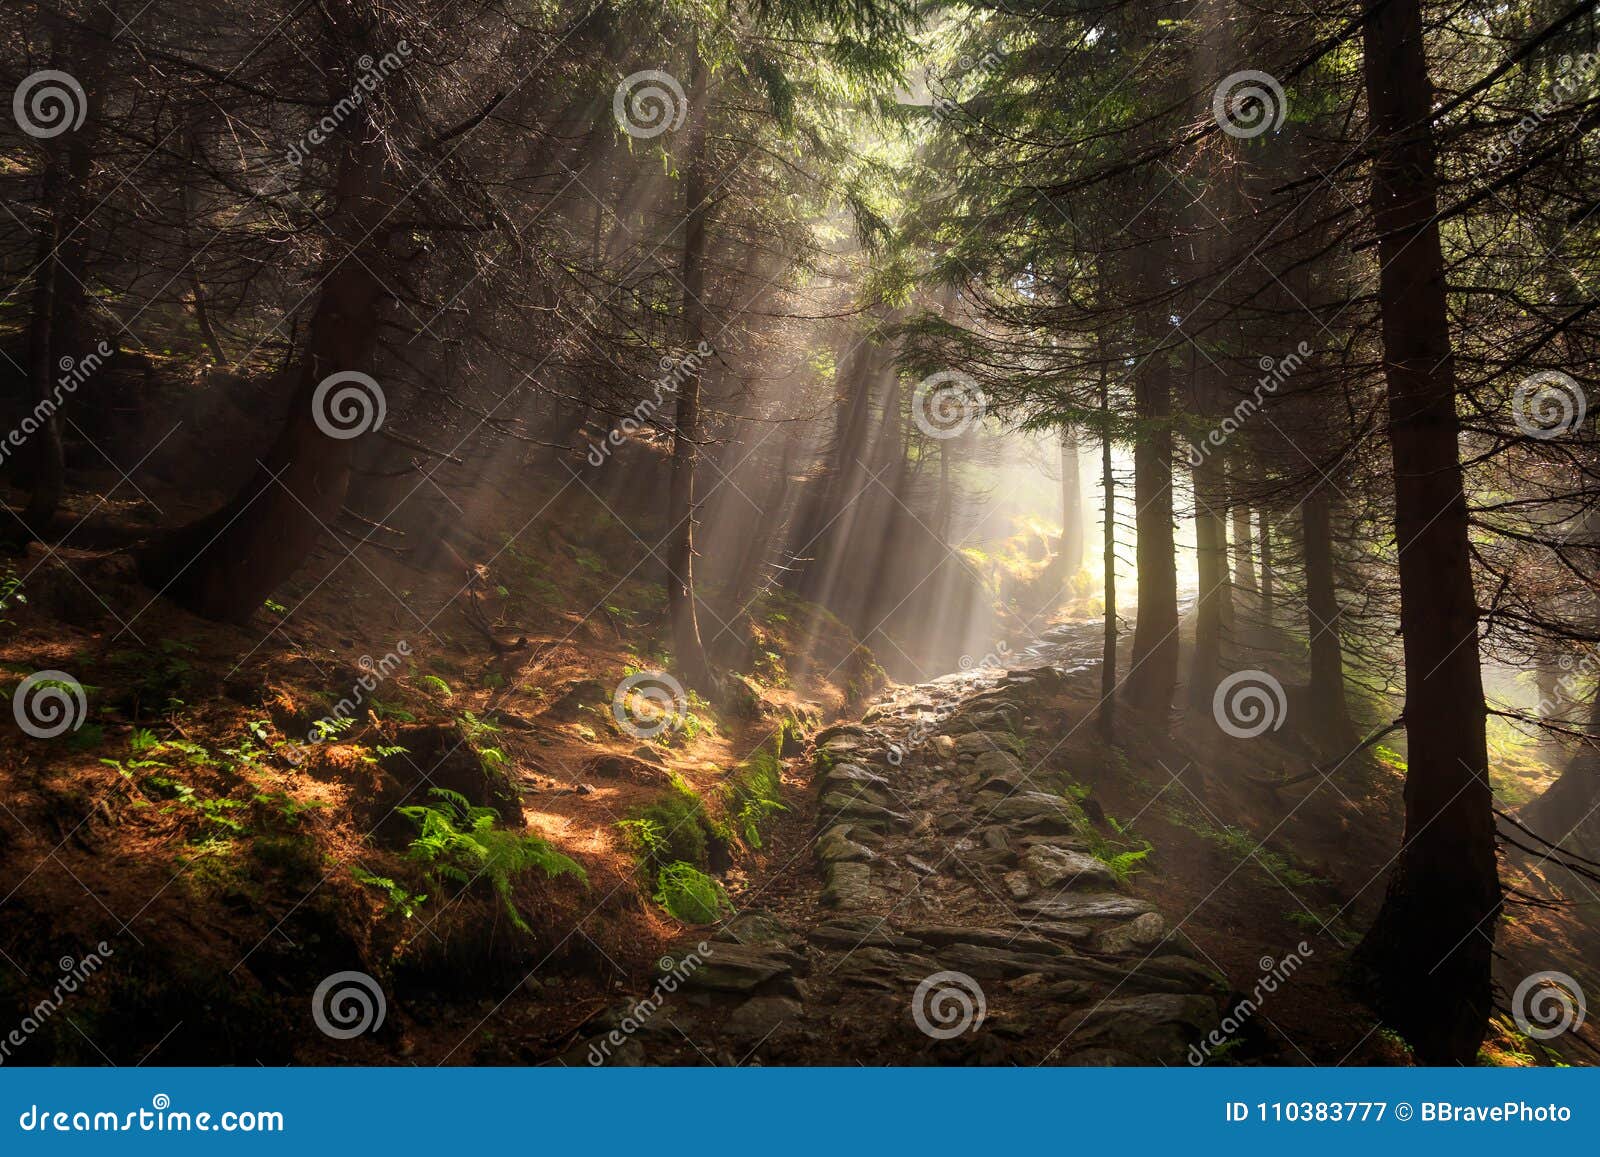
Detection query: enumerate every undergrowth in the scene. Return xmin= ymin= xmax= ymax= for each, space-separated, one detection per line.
xmin=399 ymin=788 xmax=585 ymax=932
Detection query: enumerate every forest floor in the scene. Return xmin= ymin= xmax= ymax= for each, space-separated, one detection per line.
xmin=1 ymin=464 xmax=1596 ymax=1066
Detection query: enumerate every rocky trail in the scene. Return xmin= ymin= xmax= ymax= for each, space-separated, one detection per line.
xmin=565 ymin=621 xmax=1227 ymax=1066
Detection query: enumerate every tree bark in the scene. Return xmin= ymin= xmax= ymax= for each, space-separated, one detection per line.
xmin=1258 ymin=508 xmax=1274 ymax=624
xmin=1352 ymin=0 xmax=1499 ymax=1065
xmin=1231 ymin=501 xmax=1255 ymax=596
xmin=1099 ymin=358 xmax=1117 ymax=742
xmin=665 ymin=42 xmax=717 ymax=692
xmin=137 ymin=118 xmax=387 ymax=620
xmin=1302 ymin=490 xmax=1353 ymax=747
xmin=1125 ymin=244 xmax=1179 ymax=714
xmin=1060 ymin=428 xmax=1083 ymax=573
xmin=1188 ymin=451 xmax=1228 ymax=711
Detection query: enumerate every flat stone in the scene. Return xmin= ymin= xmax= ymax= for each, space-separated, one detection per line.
xmin=816 ymin=823 xmax=877 ymax=864
xmin=831 ymin=947 xmax=938 ymax=985
xmin=821 ymin=860 xmax=887 ymax=909
xmin=1017 ymin=832 xmax=1092 ymax=851
xmin=818 ymin=792 xmax=909 ymax=829
xmin=722 ymin=995 xmax=802 ymax=1040
xmin=935 ymin=941 xmax=1076 ymax=979
xmin=809 ymin=920 xmax=921 ymax=951
xmin=972 ymin=746 xmax=1027 ymax=776
xmin=1055 ymin=994 xmax=1219 ymax=1062
xmin=982 ymin=791 xmax=1081 ymax=830
xmin=721 ymin=910 xmax=796 ymax=947
xmin=929 ymin=735 xmax=957 ymax=760
xmin=1003 ymin=870 xmax=1033 ymax=901
xmin=821 ymin=761 xmax=891 ymax=790
xmin=955 ymin=730 xmax=1024 ymax=759
xmin=1025 ymin=845 xmax=1120 ymax=891
xmin=903 ymin=925 xmax=1068 ymax=958
xmin=1094 ymin=911 xmax=1168 ymax=955
xmin=813 ymin=723 xmax=869 ymax=745
xmin=676 ymin=942 xmax=801 ymax=993
xmin=1018 ymin=918 xmax=1094 ymax=943
xmin=1020 ymin=894 xmax=1156 ymax=922
xmin=905 ymin=855 xmax=939 ymax=876
xmin=980 ymin=827 xmax=1012 ymax=853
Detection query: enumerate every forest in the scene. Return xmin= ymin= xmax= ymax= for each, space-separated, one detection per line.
xmin=0 ymin=0 xmax=1596 ymax=1070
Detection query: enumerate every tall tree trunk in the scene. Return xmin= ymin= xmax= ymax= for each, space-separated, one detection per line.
xmin=183 ymin=128 xmax=228 ymax=366
xmin=137 ymin=127 xmax=387 ymax=620
xmin=935 ymin=438 xmax=953 ymax=541
xmin=1099 ymin=361 xmax=1117 ymax=743
xmin=665 ymin=43 xmax=717 ymax=692
xmin=1188 ymin=452 xmax=1227 ymax=711
xmin=1060 ymin=429 xmax=1083 ymax=573
xmin=1302 ymin=490 xmax=1353 ymax=747
xmin=1125 ymin=277 xmax=1179 ymax=711
xmin=21 ymin=179 xmax=62 ymax=534
xmin=1232 ymin=501 xmax=1255 ymax=596
xmin=1521 ymin=508 xmax=1600 ymax=856
xmin=790 ymin=341 xmax=884 ymax=601
xmin=1520 ymin=683 xmax=1600 ymax=860
xmin=19 ymin=11 xmax=103 ymax=534
xmin=1258 ymin=508 xmax=1274 ymax=624
xmin=1352 ymin=0 xmax=1499 ymax=1065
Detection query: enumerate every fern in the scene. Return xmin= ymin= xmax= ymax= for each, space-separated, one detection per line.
xmin=654 ymin=861 xmax=731 ymax=924
xmin=399 ymin=789 xmax=585 ymax=931
xmin=351 ymin=865 xmax=427 ymax=919
xmin=727 ymin=746 xmax=786 ymax=848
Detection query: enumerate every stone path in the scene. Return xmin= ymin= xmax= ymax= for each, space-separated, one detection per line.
xmin=564 ymin=623 xmax=1226 ymax=1065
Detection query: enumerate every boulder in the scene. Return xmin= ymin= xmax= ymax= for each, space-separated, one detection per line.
xmin=821 ymin=861 xmax=886 ymax=909
xmin=1024 ymin=845 xmax=1119 ymax=891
